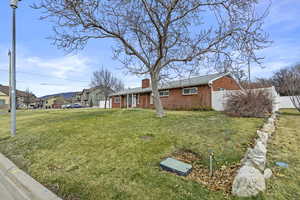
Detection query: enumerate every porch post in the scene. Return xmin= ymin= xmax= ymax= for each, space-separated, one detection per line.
xmin=120 ymin=95 xmax=121 ymax=108
xmin=127 ymin=94 xmax=129 ymax=109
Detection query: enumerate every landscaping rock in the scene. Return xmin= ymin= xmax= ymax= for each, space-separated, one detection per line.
xmin=257 ymin=130 xmax=269 ymax=146
xmin=271 ymin=114 xmax=277 ymax=120
xmin=268 ymin=117 xmax=274 ymax=125
xmin=262 ymin=123 xmax=275 ymax=133
xmin=232 ymin=166 xmax=266 ymax=197
xmin=264 ymin=168 xmax=272 ymax=179
xmin=246 ymin=141 xmax=267 ymax=171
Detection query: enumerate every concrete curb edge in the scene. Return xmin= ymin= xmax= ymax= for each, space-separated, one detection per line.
xmin=0 ymin=153 xmax=62 ymax=200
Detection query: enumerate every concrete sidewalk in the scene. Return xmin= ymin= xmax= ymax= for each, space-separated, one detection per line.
xmin=0 ymin=153 xmax=62 ymax=200
xmin=0 ymin=177 xmax=15 ymax=200
xmin=0 ymin=170 xmax=25 ymax=200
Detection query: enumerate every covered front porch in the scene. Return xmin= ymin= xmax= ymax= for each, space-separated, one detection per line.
xmin=118 ymin=93 xmax=140 ymax=108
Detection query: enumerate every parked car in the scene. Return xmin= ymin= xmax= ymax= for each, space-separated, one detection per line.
xmin=70 ymin=104 xmax=82 ymax=108
xmin=62 ymin=104 xmax=71 ymax=109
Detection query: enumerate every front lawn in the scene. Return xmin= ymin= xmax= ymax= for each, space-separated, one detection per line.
xmin=0 ymin=109 xmax=264 ymax=200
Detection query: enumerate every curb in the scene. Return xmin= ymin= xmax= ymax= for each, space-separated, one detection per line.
xmin=0 ymin=153 xmax=62 ymax=200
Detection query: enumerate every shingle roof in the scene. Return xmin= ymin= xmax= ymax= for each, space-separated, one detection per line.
xmin=0 ymin=85 xmax=33 ymax=97
xmin=110 ymin=73 xmax=231 ymax=96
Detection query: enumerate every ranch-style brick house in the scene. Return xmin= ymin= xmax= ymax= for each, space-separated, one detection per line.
xmin=110 ymin=73 xmax=241 ymax=110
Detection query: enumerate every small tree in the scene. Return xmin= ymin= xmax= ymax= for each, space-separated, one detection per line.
xmin=23 ymin=88 xmax=34 ymax=109
xmin=33 ymin=0 xmax=271 ymax=117
xmin=281 ymin=64 xmax=300 ymax=111
xmin=91 ymin=68 xmax=124 ymax=109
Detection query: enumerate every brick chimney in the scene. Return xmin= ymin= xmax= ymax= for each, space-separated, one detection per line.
xmin=142 ymin=79 xmax=150 ymax=88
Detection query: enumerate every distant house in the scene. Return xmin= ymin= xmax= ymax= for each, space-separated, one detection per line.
xmin=109 ymin=73 xmax=241 ymax=110
xmin=78 ymin=87 xmax=106 ymax=107
xmin=43 ymin=96 xmax=69 ymax=109
xmin=80 ymin=89 xmax=90 ymax=107
xmin=0 ymin=85 xmax=36 ymax=109
xmin=72 ymin=92 xmax=82 ymax=104
xmin=0 ymin=88 xmax=10 ymax=110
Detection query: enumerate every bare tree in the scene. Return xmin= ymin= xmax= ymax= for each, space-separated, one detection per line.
xmin=91 ymin=68 xmax=124 ymax=109
xmin=281 ymin=64 xmax=300 ymax=111
xmin=33 ymin=0 xmax=270 ymax=117
xmin=23 ymin=88 xmax=34 ymax=109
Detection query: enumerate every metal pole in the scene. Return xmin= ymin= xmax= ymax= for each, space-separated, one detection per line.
xmin=8 ymin=50 xmax=12 ymax=112
xmin=11 ymin=7 xmax=17 ymax=136
xmin=209 ymin=154 xmax=213 ymax=177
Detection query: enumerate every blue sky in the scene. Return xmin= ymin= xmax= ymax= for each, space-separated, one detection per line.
xmin=0 ymin=0 xmax=300 ymax=97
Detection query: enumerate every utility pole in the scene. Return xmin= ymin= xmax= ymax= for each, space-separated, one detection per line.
xmin=10 ymin=0 xmax=21 ymax=136
xmin=8 ymin=50 xmax=12 ymax=112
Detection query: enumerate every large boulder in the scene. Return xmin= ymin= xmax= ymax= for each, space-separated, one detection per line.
xmin=232 ymin=166 xmax=266 ymax=197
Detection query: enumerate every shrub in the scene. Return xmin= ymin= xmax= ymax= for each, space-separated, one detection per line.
xmin=224 ymin=89 xmax=275 ymax=117
xmin=168 ymin=105 xmax=213 ymax=111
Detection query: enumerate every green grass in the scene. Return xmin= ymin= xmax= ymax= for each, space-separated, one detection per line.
xmin=264 ymin=109 xmax=300 ymax=200
xmin=0 ymin=109 xmax=264 ymax=200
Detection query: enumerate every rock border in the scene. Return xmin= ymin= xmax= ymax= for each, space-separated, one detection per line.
xmin=0 ymin=153 xmax=62 ymax=200
xmin=232 ymin=113 xmax=277 ymax=197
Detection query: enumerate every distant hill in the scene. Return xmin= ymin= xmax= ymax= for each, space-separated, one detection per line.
xmin=39 ymin=92 xmax=79 ymax=99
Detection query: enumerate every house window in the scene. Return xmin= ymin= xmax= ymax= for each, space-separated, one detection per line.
xmin=219 ymin=88 xmax=226 ymax=91
xmin=182 ymin=87 xmax=198 ymax=95
xmin=159 ymin=90 xmax=169 ymax=97
xmin=0 ymin=100 xmax=5 ymax=105
xmin=114 ymin=96 xmax=120 ymax=103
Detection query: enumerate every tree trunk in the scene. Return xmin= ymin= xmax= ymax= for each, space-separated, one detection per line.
xmin=104 ymin=96 xmax=107 ymax=109
xmin=150 ymin=72 xmax=165 ymax=118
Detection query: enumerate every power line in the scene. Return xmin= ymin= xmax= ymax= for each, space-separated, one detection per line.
xmin=0 ymin=68 xmax=90 ymax=83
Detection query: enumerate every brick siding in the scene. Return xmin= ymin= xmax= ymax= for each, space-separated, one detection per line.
xmin=111 ymin=75 xmax=240 ymax=110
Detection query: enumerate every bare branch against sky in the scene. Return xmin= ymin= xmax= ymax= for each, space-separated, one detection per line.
xmin=33 ymin=0 xmax=271 ymax=117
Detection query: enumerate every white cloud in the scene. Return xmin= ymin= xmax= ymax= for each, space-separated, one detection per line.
xmin=23 ymin=54 xmax=90 ymax=79
xmin=0 ymin=45 xmax=93 ymax=96
xmin=263 ymin=0 xmax=300 ymax=31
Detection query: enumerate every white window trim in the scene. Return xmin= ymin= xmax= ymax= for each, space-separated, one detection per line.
xmin=159 ymin=90 xmax=169 ymax=97
xmin=182 ymin=87 xmax=198 ymax=95
xmin=114 ymin=96 xmax=121 ymax=104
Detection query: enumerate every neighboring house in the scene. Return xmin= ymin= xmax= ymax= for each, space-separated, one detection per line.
xmin=34 ymin=98 xmax=45 ymax=109
xmin=0 ymin=85 xmax=36 ymax=109
xmin=0 ymin=90 xmax=10 ymax=109
xmin=43 ymin=96 xmax=66 ymax=109
xmin=110 ymin=73 xmax=241 ymax=110
xmin=78 ymin=87 xmax=106 ymax=107
xmin=72 ymin=92 xmax=82 ymax=104
xmin=88 ymin=87 xmax=107 ymax=107
xmin=80 ymin=89 xmax=90 ymax=107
